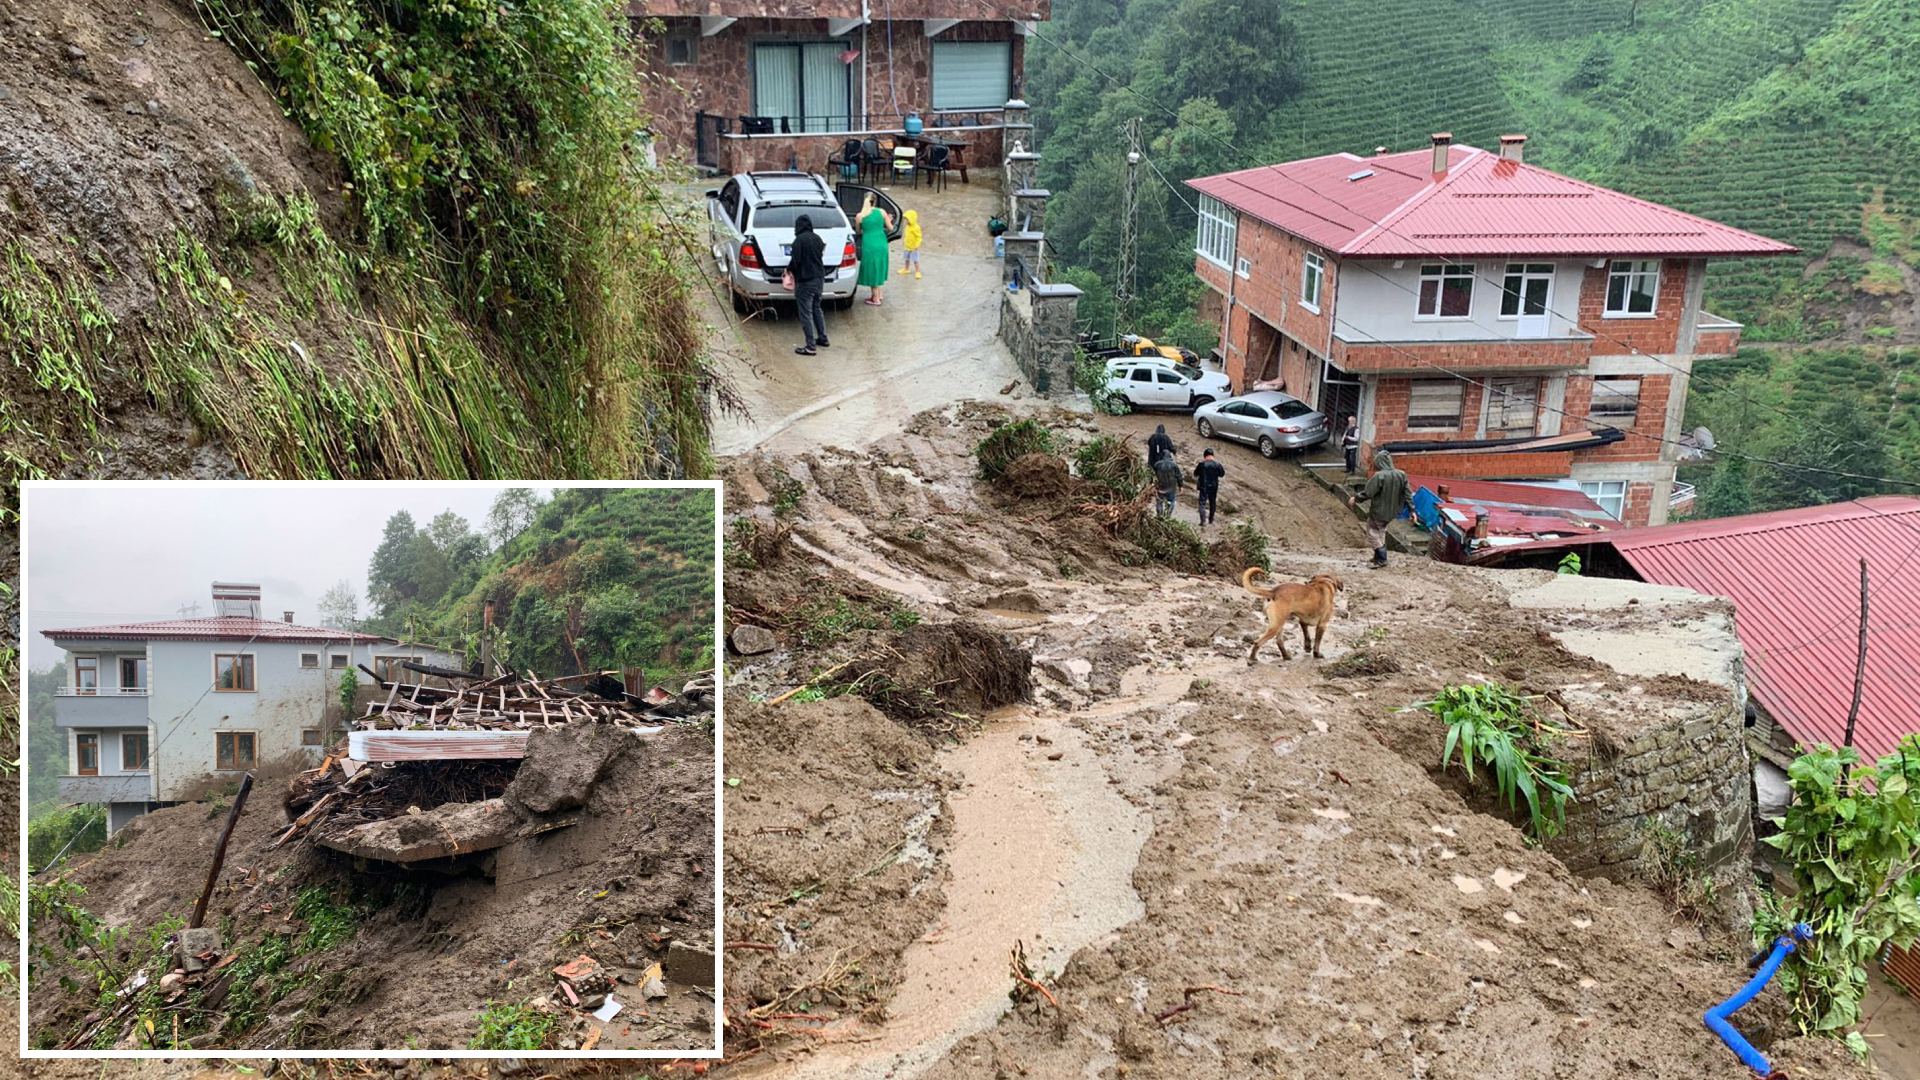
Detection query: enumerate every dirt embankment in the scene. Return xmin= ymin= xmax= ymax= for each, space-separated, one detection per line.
xmin=27 ymin=724 xmax=717 ymax=1052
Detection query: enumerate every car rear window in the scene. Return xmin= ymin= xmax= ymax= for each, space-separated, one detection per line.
xmin=748 ymin=204 xmax=845 ymax=230
xmin=1270 ymin=400 xmax=1316 ymax=419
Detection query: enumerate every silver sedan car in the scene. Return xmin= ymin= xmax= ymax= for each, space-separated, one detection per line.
xmin=1194 ymin=391 xmax=1331 ymax=458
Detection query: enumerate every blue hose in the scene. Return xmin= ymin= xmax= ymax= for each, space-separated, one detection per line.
xmin=1704 ymin=923 xmax=1813 ymax=1075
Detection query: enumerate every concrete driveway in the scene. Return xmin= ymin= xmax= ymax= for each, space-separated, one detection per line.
xmin=700 ymin=176 xmax=1023 ymax=457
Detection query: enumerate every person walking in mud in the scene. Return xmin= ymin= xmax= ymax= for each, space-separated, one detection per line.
xmin=1147 ymin=423 xmax=1175 ymax=467
xmin=1194 ymin=448 xmax=1224 ymax=525
xmin=789 ymin=214 xmax=828 ymax=356
xmin=1348 ymin=449 xmax=1413 ymax=568
xmin=856 ymin=193 xmax=896 ymax=306
xmin=1341 ymin=414 xmax=1360 ymax=475
xmin=1153 ymin=451 xmax=1183 ymax=518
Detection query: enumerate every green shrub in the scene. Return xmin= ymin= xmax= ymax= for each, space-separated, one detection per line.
xmin=471 ymin=999 xmax=558 ymax=1050
xmin=26 ymin=805 xmax=107 ymax=872
xmin=1416 ymin=683 xmax=1572 ymax=840
xmin=1071 ymin=350 xmax=1131 ymax=415
xmin=1073 ymin=434 xmax=1152 ymax=502
xmin=975 ymin=420 xmax=1058 ymax=482
xmin=1122 ymin=515 xmax=1209 ymax=573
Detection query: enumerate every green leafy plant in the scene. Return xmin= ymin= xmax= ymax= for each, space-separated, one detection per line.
xmin=1755 ymin=737 xmax=1920 ymax=1041
xmin=470 ymin=999 xmax=558 ymax=1051
xmin=1556 ymin=552 xmax=1582 ymax=575
xmin=1072 ymin=434 xmax=1151 ymax=502
xmin=1417 ymin=683 xmax=1572 ymax=839
xmin=1638 ymin=819 xmax=1718 ymax=923
xmin=1071 ymin=350 xmax=1131 ymax=415
xmin=974 ymin=419 xmax=1058 ymax=482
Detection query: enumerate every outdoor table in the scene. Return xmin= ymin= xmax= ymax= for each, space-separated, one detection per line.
xmin=894 ymin=132 xmax=971 ymax=184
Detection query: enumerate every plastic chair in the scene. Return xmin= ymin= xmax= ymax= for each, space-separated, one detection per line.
xmin=858 ymin=138 xmax=885 ymax=185
xmin=917 ymin=144 xmax=952 ymax=192
xmin=891 ymin=145 xmax=920 ymax=187
xmin=827 ymin=138 xmax=863 ymax=180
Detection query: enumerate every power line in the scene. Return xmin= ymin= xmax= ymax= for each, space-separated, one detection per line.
xmin=987 ymin=0 xmax=1868 ymax=456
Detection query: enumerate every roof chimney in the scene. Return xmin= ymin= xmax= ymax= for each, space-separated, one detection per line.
xmin=1498 ymin=134 xmax=1527 ymax=163
xmin=211 ymin=582 xmax=262 ymax=619
xmin=1430 ymin=133 xmax=1453 ymax=175
xmin=284 ymin=611 xmax=295 ymax=623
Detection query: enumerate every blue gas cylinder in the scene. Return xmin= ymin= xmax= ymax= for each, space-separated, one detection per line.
xmin=904 ymin=112 xmax=924 ymax=136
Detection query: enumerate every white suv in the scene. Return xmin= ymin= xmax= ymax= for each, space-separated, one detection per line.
xmin=706 ymin=173 xmax=901 ymax=313
xmin=1103 ymin=357 xmax=1233 ymax=411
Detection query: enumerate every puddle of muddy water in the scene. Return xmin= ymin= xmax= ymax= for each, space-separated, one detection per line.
xmin=744 ymin=709 xmax=1146 ymax=1080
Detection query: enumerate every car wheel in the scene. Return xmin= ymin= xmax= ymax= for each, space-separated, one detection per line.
xmin=732 ymin=289 xmax=750 ymax=315
xmin=1258 ymin=435 xmax=1279 ymax=459
xmin=1197 ymin=418 xmax=1215 ymax=439
xmin=1191 ymin=395 xmax=1214 ymax=409
xmin=829 ymin=295 xmax=855 ymax=311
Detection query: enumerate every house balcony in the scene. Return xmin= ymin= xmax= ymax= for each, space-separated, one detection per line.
xmin=1329 ymin=331 xmax=1595 ymax=374
xmin=631 ymin=0 xmax=1047 ymax=21
xmin=1694 ymin=312 xmax=1742 ymax=356
xmin=693 ymin=109 xmax=1014 ymax=178
xmin=53 ymin=687 xmax=150 ymax=728
xmin=59 ymin=772 xmax=154 ymax=804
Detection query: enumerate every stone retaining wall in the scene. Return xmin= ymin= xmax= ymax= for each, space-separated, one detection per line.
xmin=999 ymin=286 xmax=1078 ymax=395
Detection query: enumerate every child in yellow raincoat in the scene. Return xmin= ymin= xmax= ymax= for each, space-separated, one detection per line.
xmin=899 ymin=209 xmax=923 ymax=278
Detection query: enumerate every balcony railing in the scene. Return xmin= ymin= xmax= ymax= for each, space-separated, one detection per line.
xmin=55 ymin=686 xmax=150 ymax=696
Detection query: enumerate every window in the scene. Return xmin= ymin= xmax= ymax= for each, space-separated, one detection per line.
xmin=119 ymin=657 xmax=146 ymax=690
xmin=1591 ymin=377 xmax=1641 ymax=421
xmin=374 ymin=657 xmax=412 ymax=683
xmin=1417 ymin=264 xmax=1474 ymax=318
xmin=300 ymin=652 xmax=320 ymax=668
xmin=214 ymin=653 xmax=256 ymax=692
xmin=1236 ymin=257 xmax=1251 ymax=278
xmin=1580 ymin=480 xmax=1629 ymax=521
xmin=1302 ymin=252 xmax=1325 ymax=312
xmin=302 ymin=729 xmax=323 ymax=747
xmin=1605 ymin=260 xmax=1660 ymax=316
xmin=76 ymin=733 xmax=99 ymax=776
xmin=1408 ymin=380 xmax=1465 ymax=430
xmin=1486 ymin=377 xmax=1540 ymax=437
xmin=1129 ymin=368 xmax=1154 ymax=384
xmin=932 ymin=40 xmax=1012 ymax=110
xmin=753 ymin=43 xmax=853 ymax=133
xmin=330 ymin=653 xmax=349 ymax=669
xmin=74 ymin=656 xmax=98 ymax=695
xmin=1196 ymin=195 xmax=1236 ymax=269
xmin=122 ymin=733 xmax=149 ymax=771
xmin=216 ymin=731 xmax=257 ymax=771
xmin=747 ymin=203 xmax=842 ymax=230
xmin=1156 ymin=369 xmax=1184 ymax=385
xmin=664 ymin=34 xmax=696 ymax=66
xmin=1499 ymin=263 xmax=1555 ymax=318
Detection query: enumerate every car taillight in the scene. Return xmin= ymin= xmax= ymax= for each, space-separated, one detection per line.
xmin=1278 ymin=425 xmax=1302 ymax=434
xmin=840 ymin=239 xmax=857 ymax=266
xmin=738 ymin=240 xmax=762 ymax=270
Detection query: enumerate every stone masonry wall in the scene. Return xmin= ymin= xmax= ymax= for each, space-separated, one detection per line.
xmin=999 ymin=288 xmax=1077 ymax=395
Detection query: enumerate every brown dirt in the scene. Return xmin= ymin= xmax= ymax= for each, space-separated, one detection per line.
xmin=998 ymin=452 xmax=1078 ymax=501
xmin=26 ymin=724 xmax=717 ymax=1052
xmin=845 ymin=622 xmax=1034 ymax=730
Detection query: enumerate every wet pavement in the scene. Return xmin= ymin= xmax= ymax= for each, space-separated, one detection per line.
xmin=700 ymin=175 xmax=1024 ymax=457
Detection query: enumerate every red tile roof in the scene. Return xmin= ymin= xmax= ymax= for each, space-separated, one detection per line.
xmin=1188 ymin=145 xmax=1797 ymax=260
xmin=1485 ymin=497 xmax=1920 ymax=763
xmin=44 ymin=616 xmax=384 ymax=644
xmin=1406 ymin=475 xmax=1613 ymax=519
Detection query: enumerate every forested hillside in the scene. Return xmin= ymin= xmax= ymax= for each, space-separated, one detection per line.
xmin=365 ymin=488 xmax=716 ymax=683
xmin=1032 ymin=0 xmax=1918 ymax=347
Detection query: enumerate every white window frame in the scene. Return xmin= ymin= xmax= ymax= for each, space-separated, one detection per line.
xmin=1604 ymin=260 xmax=1660 ymax=318
xmin=300 ymin=651 xmax=320 ymax=668
xmin=330 ymin=652 xmax=350 ymax=669
xmin=1301 ymin=252 xmax=1325 ymax=313
xmin=1235 ymin=257 xmax=1251 ymax=278
xmin=1580 ymin=480 xmax=1629 ymax=521
xmin=1196 ymin=195 xmax=1236 ymax=270
xmin=1497 ymin=262 xmax=1556 ymax=320
xmin=1416 ymin=263 xmax=1475 ymax=320
xmin=1407 ymin=379 xmax=1465 ymax=431
xmin=1590 ymin=376 xmax=1641 ymax=421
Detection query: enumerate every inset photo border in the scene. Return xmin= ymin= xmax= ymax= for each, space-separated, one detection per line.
xmin=17 ymin=480 xmax=722 ymax=1059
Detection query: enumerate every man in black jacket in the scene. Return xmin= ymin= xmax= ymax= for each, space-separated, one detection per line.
xmin=1194 ymin=449 xmax=1225 ymax=524
xmin=790 ymin=214 xmax=829 ymax=356
xmin=1147 ymin=423 xmax=1175 ymax=466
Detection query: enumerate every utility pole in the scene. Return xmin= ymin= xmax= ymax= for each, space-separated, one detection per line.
xmin=1115 ymin=116 xmax=1142 ymax=342
xmin=481 ymin=597 xmax=496 ymax=677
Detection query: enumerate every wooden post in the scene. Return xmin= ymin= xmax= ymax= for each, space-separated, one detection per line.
xmin=1843 ymin=557 xmax=1868 ymax=768
xmin=482 ymin=598 xmax=496 ymax=677
xmin=189 ymin=772 xmax=253 ymax=930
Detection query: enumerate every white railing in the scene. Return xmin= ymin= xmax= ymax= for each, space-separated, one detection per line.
xmin=1670 ymin=482 xmax=1697 ymax=509
xmin=54 ymin=686 xmax=150 ymax=696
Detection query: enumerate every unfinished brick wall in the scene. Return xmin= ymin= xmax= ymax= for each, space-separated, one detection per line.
xmin=1194 ymin=216 xmax=1337 ymax=392
xmin=1574 ymin=258 xmax=1692 ymax=355
xmin=1333 ymin=337 xmax=1592 ymax=373
xmin=1562 ymin=373 xmax=1674 ymax=462
xmin=1386 ymin=450 xmax=1574 ymax=480
xmin=1370 ymin=375 xmax=1487 ymax=443
xmin=1695 ymin=325 xmax=1742 ymax=355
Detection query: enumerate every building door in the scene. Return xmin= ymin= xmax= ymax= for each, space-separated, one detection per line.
xmin=1318 ymin=359 xmax=1361 ymax=428
xmin=1501 ymin=263 xmax=1555 ymax=338
xmin=77 ymin=733 xmax=99 ymax=775
xmin=1487 ymin=377 xmax=1540 ymax=437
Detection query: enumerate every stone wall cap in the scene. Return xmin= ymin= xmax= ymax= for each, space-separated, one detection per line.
xmin=1003 ymin=231 xmax=1046 ymax=241
xmin=1013 ymin=188 xmax=1051 ymax=197
xmin=1005 ymin=151 xmax=1042 ymax=160
xmin=1030 ymin=282 xmax=1083 ymax=299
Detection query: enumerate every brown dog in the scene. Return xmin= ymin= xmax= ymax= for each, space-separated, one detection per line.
xmin=1242 ymin=568 xmax=1343 ymax=662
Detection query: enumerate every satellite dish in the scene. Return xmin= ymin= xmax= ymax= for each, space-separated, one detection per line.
xmin=1693 ymin=426 xmax=1716 ymax=451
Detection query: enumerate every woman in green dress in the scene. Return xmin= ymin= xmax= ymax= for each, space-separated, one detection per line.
xmin=856 ymin=194 xmax=896 ymax=306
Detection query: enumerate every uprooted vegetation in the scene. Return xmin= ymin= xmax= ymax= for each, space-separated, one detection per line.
xmin=0 ymin=0 xmax=713 ymax=511
xmin=27 ymin=714 xmax=717 ymax=1051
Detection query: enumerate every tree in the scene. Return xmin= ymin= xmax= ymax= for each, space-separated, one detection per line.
xmin=486 ymin=488 xmax=547 ymax=549
xmin=366 ymin=509 xmax=421 ymax=617
xmin=1150 ymin=0 xmax=1306 ymax=133
xmin=428 ymin=510 xmax=488 ymax=575
xmin=1565 ymin=38 xmax=1614 ymax=91
xmin=316 ymin=580 xmax=360 ymax=630
xmin=1697 ymin=452 xmax=1753 ymax=519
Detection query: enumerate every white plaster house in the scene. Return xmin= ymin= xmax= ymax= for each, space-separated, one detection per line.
xmin=44 ymin=582 xmax=461 ymax=833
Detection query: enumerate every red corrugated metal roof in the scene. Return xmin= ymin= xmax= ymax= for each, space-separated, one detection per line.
xmin=1188 ymin=146 xmax=1797 ymax=259
xmin=1406 ymin=475 xmax=1612 ymax=517
xmin=44 ymin=615 xmax=385 ymax=644
xmin=1486 ymin=497 xmax=1920 ymax=762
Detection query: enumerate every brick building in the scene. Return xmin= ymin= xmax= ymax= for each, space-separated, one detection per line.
xmin=626 ymin=0 xmax=1045 ymax=175
xmin=1186 ymin=135 xmax=1795 ymax=526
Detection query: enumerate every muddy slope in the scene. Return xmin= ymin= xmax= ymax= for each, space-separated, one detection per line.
xmin=27 ymin=724 xmax=716 ymax=1052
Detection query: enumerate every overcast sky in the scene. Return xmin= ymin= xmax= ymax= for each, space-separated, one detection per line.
xmin=22 ymin=484 xmax=552 ymax=671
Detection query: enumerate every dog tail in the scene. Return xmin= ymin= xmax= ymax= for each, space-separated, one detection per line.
xmin=1241 ymin=566 xmax=1274 ymax=598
